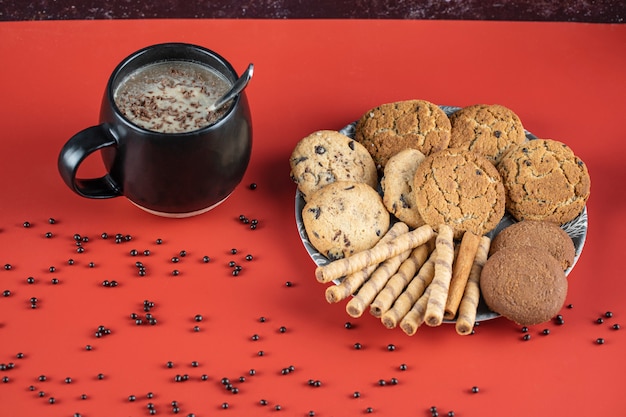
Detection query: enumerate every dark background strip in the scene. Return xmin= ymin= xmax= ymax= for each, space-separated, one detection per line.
xmin=1 ymin=0 xmax=624 ymax=23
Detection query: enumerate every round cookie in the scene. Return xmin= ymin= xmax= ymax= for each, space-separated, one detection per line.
xmin=497 ymin=139 xmax=590 ymax=224
xmin=480 ymin=246 xmax=568 ymax=325
xmin=302 ymin=181 xmax=390 ymax=261
xmin=490 ymin=220 xmax=575 ymax=271
xmin=354 ymin=99 xmax=451 ymax=169
xmin=290 ymin=130 xmax=378 ymax=202
xmin=448 ymin=104 xmax=526 ymax=165
xmin=380 ymin=148 xmax=426 ymax=229
xmin=413 ymin=148 xmax=505 ymax=239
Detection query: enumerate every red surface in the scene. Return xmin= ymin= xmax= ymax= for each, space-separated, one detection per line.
xmin=0 ymin=19 xmax=625 ymax=417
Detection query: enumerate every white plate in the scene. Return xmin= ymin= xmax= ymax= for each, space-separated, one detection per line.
xmin=295 ymin=106 xmax=588 ymax=322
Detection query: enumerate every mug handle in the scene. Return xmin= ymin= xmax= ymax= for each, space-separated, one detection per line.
xmin=58 ymin=125 xmax=122 ymax=199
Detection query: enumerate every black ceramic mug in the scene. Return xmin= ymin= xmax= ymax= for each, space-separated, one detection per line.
xmin=58 ymin=43 xmax=252 ymax=217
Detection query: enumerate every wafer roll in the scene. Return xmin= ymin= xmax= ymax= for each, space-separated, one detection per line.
xmin=424 ymin=224 xmax=455 ymax=327
xmin=380 ymin=248 xmax=438 ymax=329
xmin=456 ymin=236 xmax=491 ymax=335
xmin=370 ymin=241 xmax=433 ymax=317
xmin=345 ymin=247 xmax=412 ymax=318
xmin=315 ymin=224 xmax=436 ymax=283
xmin=324 ymin=222 xmax=409 ymax=303
xmin=400 ymin=286 xmax=432 ymax=336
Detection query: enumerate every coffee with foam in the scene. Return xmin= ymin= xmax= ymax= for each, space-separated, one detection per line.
xmin=114 ymin=61 xmax=231 ymax=134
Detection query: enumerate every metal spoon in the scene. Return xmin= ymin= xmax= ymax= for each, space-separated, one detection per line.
xmin=208 ymin=63 xmax=254 ymax=112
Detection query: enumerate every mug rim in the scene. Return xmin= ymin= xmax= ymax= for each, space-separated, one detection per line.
xmin=107 ymin=42 xmax=241 ymax=137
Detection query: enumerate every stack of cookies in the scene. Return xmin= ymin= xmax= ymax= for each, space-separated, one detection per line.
xmin=289 ymin=99 xmax=590 ymax=334
xmin=481 ymin=220 xmax=575 ymax=325
xmin=290 ymin=130 xmax=383 ymax=261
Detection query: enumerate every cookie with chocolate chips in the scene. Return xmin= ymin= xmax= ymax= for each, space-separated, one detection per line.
xmin=413 ymin=148 xmax=505 ymax=239
xmin=448 ymin=104 xmax=527 ymax=165
xmin=497 ymin=139 xmax=590 ymax=224
xmin=290 ymin=130 xmax=378 ymax=202
xmin=380 ymin=148 xmax=426 ymax=229
xmin=302 ymin=181 xmax=390 ymax=261
xmin=354 ymin=99 xmax=451 ymax=169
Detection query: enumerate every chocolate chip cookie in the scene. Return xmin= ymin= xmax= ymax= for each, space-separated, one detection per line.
xmin=302 ymin=181 xmax=390 ymax=261
xmin=413 ymin=148 xmax=505 ymax=239
xmin=497 ymin=139 xmax=590 ymax=224
xmin=380 ymin=148 xmax=426 ymax=229
xmin=448 ymin=104 xmax=526 ymax=164
xmin=354 ymin=99 xmax=451 ymax=169
xmin=290 ymin=130 xmax=378 ymax=202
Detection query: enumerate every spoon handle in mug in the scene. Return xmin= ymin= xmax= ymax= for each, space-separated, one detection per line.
xmin=208 ymin=63 xmax=254 ymax=112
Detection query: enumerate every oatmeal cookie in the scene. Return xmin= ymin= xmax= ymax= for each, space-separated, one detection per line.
xmin=448 ymin=104 xmax=526 ymax=164
xmin=290 ymin=130 xmax=378 ymax=202
xmin=413 ymin=148 xmax=505 ymax=239
xmin=380 ymin=148 xmax=426 ymax=229
xmin=354 ymin=99 xmax=451 ymax=169
xmin=480 ymin=246 xmax=568 ymax=325
xmin=302 ymin=181 xmax=390 ymax=261
xmin=497 ymin=139 xmax=590 ymax=224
